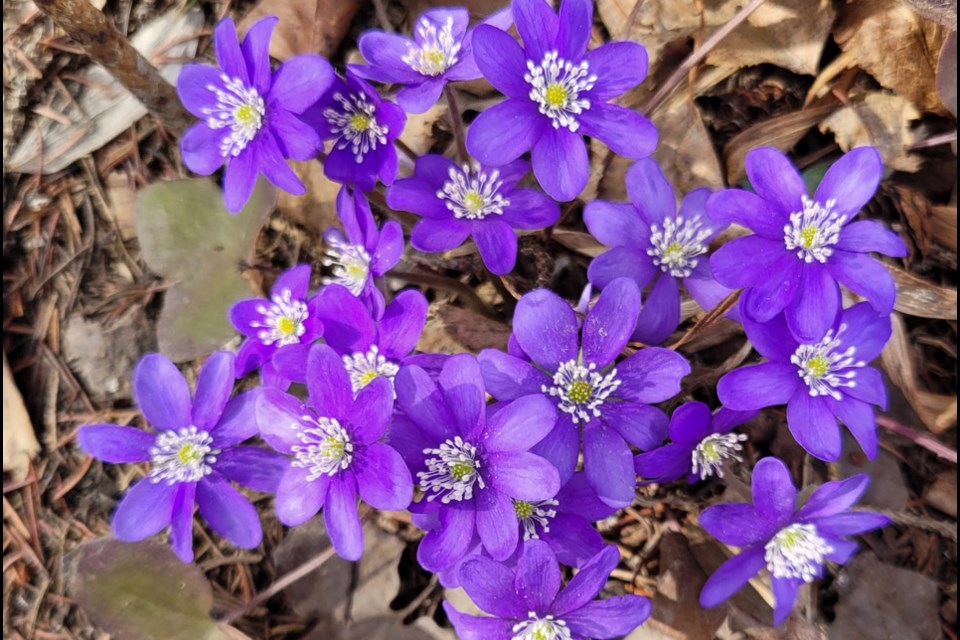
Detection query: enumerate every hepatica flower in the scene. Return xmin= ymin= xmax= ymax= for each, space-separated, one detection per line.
xmin=478 ymin=279 xmax=691 ymax=508
xmin=388 ymin=355 xmax=561 ymax=572
xmin=177 ymin=17 xmax=334 ymax=212
xmin=230 ymin=264 xmax=322 ymax=388
xmin=585 ymin=159 xmax=734 ymax=344
xmin=303 ymin=72 xmax=406 ymax=192
xmin=350 ymin=7 xmax=511 ymax=113
xmin=708 ymin=146 xmax=908 ymax=342
xmin=699 ymin=457 xmax=889 ymax=625
xmin=467 ymin=0 xmax=657 ymax=201
xmin=445 ymin=540 xmax=652 ymax=640
xmin=718 ymin=302 xmax=891 ymax=461
xmin=322 ymin=187 xmax=404 ymax=319
xmin=255 ymin=344 xmax=412 ymax=560
xmin=78 ymin=352 xmax=285 ymax=562
xmin=387 ymin=155 xmax=559 ymax=274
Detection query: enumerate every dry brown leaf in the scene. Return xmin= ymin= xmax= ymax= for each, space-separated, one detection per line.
xmin=238 ymin=0 xmax=362 ymax=60
xmin=928 ymin=204 xmax=957 ymax=251
xmin=416 ymin=304 xmax=509 ymax=354
xmin=277 ymin=159 xmax=341 ymax=234
xmin=834 ymin=0 xmax=950 ymax=114
xmin=819 ymin=92 xmax=922 ymax=172
xmin=551 ymin=229 xmax=605 ymax=258
xmin=2 ymin=352 xmax=40 ymax=480
xmin=923 ymin=471 xmax=957 ymax=517
xmin=399 ymin=100 xmax=449 ymax=159
xmin=889 ymin=265 xmax=957 ymax=319
xmin=881 ymin=312 xmax=957 ymax=433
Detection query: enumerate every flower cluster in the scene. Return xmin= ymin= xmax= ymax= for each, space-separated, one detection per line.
xmin=78 ymin=0 xmax=909 ymax=633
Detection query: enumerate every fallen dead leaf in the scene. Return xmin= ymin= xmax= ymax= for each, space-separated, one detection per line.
xmin=834 ymin=0 xmax=950 ymax=114
xmin=399 ymin=100 xmax=449 ymax=160
xmin=889 ymin=265 xmax=957 ymax=320
xmin=2 ymin=352 xmax=40 ymax=480
xmin=6 ymin=6 xmax=203 ymax=174
xmin=277 ymin=159 xmax=341 ymax=234
xmin=923 ymin=470 xmax=957 ymax=517
xmin=936 ymin=31 xmax=957 ymax=117
xmin=928 ymin=204 xmax=957 ymax=251
xmin=819 ymin=92 xmax=922 ymax=173
xmin=239 ymin=0 xmax=362 ymax=60
xmin=105 ymin=172 xmax=138 ymax=240
xmin=416 ymin=304 xmax=510 ymax=354
xmin=831 ymin=555 xmax=942 ymax=640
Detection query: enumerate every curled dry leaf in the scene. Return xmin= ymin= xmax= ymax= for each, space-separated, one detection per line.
xmin=5 ymin=6 xmax=202 ymax=174
xmin=834 ymin=0 xmax=950 ymax=114
xmin=277 ymin=159 xmax=342 ymax=234
xmin=819 ymin=92 xmax=922 ymax=173
xmin=239 ymin=0 xmax=363 ymax=60
xmin=2 ymin=352 xmax=40 ymax=481
xmin=889 ymin=265 xmax=958 ymax=320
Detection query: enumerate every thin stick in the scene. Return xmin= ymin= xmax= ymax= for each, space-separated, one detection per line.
xmin=643 ymin=0 xmax=766 ymax=115
xmin=876 ymin=415 xmax=957 ymax=464
xmin=33 ymin=0 xmax=189 ymax=136
xmin=907 ymin=130 xmax=957 ymax=150
xmin=444 ymin=85 xmax=469 ymax=161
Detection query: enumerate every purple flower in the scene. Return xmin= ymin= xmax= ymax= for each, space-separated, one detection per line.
xmin=386 ymin=155 xmax=560 ymax=274
xmin=585 ymin=159 xmax=734 ymax=344
xmin=255 ymin=344 xmax=412 ymax=561
xmin=466 ymin=0 xmax=657 ymax=201
xmin=350 ymin=7 xmax=512 ymax=114
xmin=445 ymin=540 xmax=652 ymax=639
xmin=708 ymin=146 xmax=908 ymax=343
xmin=77 ymin=352 xmax=285 ymax=562
xmin=717 ymin=302 xmax=890 ymax=461
xmin=302 ymin=71 xmax=406 ymax=192
xmin=229 ymin=264 xmax=322 ymax=388
xmin=177 ymin=17 xmax=334 ymax=213
xmin=699 ymin=457 xmax=889 ymax=625
xmin=388 ymin=354 xmax=561 ymax=572
xmin=322 ymin=187 xmax=404 ymax=319
xmin=634 ymin=402 xmax=756 ymax=484
xmin=478 ymin=279 xmax=691 ymax=508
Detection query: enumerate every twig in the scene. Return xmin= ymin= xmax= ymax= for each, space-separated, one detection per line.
xmin=907 ymin=130 xmax=957 ymax=150
xmin=33 ymin=0 xmax=188 ymax=136
xmin=444 ymin=85 xmax=469 ymax=161
xmin=876 ymin=415 xmax=957 ymax=464
xmin=643 ymin=0 xmax=766 ymax=115
xmin=863 ymin=508 xmax=958 ymax=541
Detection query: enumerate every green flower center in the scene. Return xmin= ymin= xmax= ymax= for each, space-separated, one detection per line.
xmin=462 ymin=190 xmax=486 ymax=213
xmin=451 ymin=461 xmax=475 ymax=480
xmin=513 ymin=500 xmax=534 ymax=520
xmin=350 ymin=112 xmax=371 ymax=131
xmin=566 ymin=380 xmax=593 ymax=404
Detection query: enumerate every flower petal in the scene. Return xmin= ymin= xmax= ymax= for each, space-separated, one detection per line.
xmin=584 ymin=41 xmax=648 ymax=100
xmin=785 ymin=262 xmax=840 ymax=343
xmin=513 ymin=0 xmax=559 ymax=60
xmin=699 ymin=544 xmax=766 ymax=608
xmin=835 ymin=220 xmax=907 ymax=257
xmin=78 ymin=424 xmax=154 ymax=463
xmin=256 ymin=131 xmax=305 ymax=195
xmin=771 ymin=577 xmax=802 ymax=626
xmin=512 ymin=288 xmax=579 ymax=371
xmin=134 ymin=354 xmax=191 ymax=432
xmin=169 ymin=482 xmax=196 ymax=562
xmin=531 ymin=127 xmax=588 ymax=201
xmin=552 ymin=544 xmax=620 ymax=614
xmin=615 ymin=347 xmax=691 ymax=404
xmin=241 ymin=16 xmax=276 ymax=94
xmin=306 ymin=344 xmax=353 ymax=420
xmin=372 ymin=220 xmax=404 ymax=275
xmin=214 ymin=18 xmax=247 ymax=83
xmin=634 ymin=444 xmax=694 ymax=483
xmin=579 ymin=102 xmax=657 ymax=160
xmin=457 ymin=554 xmax=528 ymax=618
xmin=582 ymin=278 xmax=640 ymax=367
xmin=269 ymin=55 xmax=335 ymax=113
xmin=475 ymin=488 xmax=519 ymax=561
xmin=543 ymin=513 xmax=605 ymax=567
xmin=482 ymin=394 xmax=557 ymax=452
xmin=324 ymin=473 xmax=364 ymax=561
xmin=826 ymin=249 xmax=897 ymax=315
xmin=411 ymin=218 xmax=471 ymax=252
xmin=814 ymin=147 xmax=882 ymax=218
xmin=467 ymin=98 xmax=542 ymax=165
xmin=355 ymin=31 xmax=423 ymax=84
xmin=717 ymin=362 xmax=799 ymax=410
xmin=795 ymin=474 xmax=869 ymax=520
xmin=418 ymin=506 xmax=476 ymax=572
xmin=478 ymin=349 xmax=551 ymax=401
xmin=808 ymin=510 xmax=889 ymax=536
xmin=499 ymin=188 xmax=560 ymax=229
xmin=603 ymin=402 xmax=668 ymax=451
xmin=745 ymin=147 xmax=806 ymax=217
xmin=564 ymin=595 xmax=653 ymax=638
xmin=269 ymin=109 xmax=321 ymax=161
xmin=180 ymin=123 xmax=227 ymax=176
xmin=473 ymin=219 xmax=518 ymax=275
xmin=439 ymin=354 xmax=486 ymax=438
xmin=583 ymin=200 xmax=648 ymax=248
xmin=588 ymin=247 xmax=658 ymax=291
xmin=442 ymin=603 xmax=514 ymax=640
xmin=829 ymin=395 xmax=879 ymax=459
xmin=177 ymin=64 xmax=223 ymax=117
xmin=706 ymin=188 xmax=786 ymax=240
xmin=211 ymin=389 xmax=260 ymax=446
xmin=395 ymin=365 xmax=456 ymax=442
xmin=624 ymin=158 xmax=676 ymax=225
xmin=197 ymin=472 xmax=262 ymax=548
xmin=223 ymin=147 xmax=258 ymax=213
xmin=583 ymin=425 xmax=635 ymax=508
xmin=112 ymin=477 xmax=177 ymax=541
xmin=530 ymin=415 xmax=580 ymax=486
xmin=515 ymin=539 xmax=562 ymax=613
xmin=192 ymin=351 xmax=235 ymax=430
xmin=751 ymin=456 xmax=797 ymax=524
xmin=275 ymin=466 xmax=328 ymax=526
xmin=709 ymin=235 xmax=790 ymax=289
xmin=356 ymin=442 xmax=412 ymax=510
xmin=486 ymin=451 xmax=561 ymax=501
xmin=700 ymin=503 xmax=774 ymax=546
xmin=215 ymin=446 xmax=286 ymax=493
xmin=787 ymin=390 xmax=842 ymax=461
xmin=633 ymin=272 xmax=681 ymax=345
xmin=471 ymin=24 xmax=529 ymax=98
xmin=741 ymin=307 xmax=798 ymax=362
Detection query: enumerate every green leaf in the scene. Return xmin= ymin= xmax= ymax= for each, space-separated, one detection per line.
xmin=68 ymin=538 xmax=232 ymax=640
xmin=135 ymin=178 xmax=275 ymax=362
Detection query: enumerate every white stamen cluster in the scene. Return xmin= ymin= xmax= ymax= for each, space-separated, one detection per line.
xmin=791 ymin=324 xmax=865 ymax=401
xmin=648 ymin=215 xmax=712 ymax=278
xmin=322 ymin=237 xmax=372 ymax=296
xmin=525 ymin=50 xmax=596 ymax=132
xmin=512 ymin=613 xmax=573 ymax=640
xmin=764 ymin=523 xmax=833 ymax=582
xmin=252 ymin=288 xmax=309 ymax=347
xmin=342 ymin=345 xmax=400 ymax=393
xmin=291 ymin=415 xmax=354 ymax=481
xmin=323 ymin=92 xmax=388 ymax=163
xmin=513 ymin=499 xmax=559 ymax=541
xmin=150 ymin=426 xmax=219 ymax=484
xmin=784 ymin=196 xmax=845 ymax=263
xmin=438 ymin=163 xmax=511 ymax=220
xmin=202 ymin=74 xmax=265 ymax=158
xmin=543 ymin=360 xmax=621 ymax=424
xmin=418 ymin=436 xmax=484 ymax=503
xmin=691 ymin=433 xmax=748 ymax=479
xmin=403 ymin=16 xmax=460 ymax=76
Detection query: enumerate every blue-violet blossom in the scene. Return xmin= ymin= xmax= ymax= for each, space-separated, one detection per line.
xmin=467 ymin=0 xmax=657 ymax=201
xmin=699 ymin=457 xmax=889 ymax=625
xmin=478 ymin=278 xmax=691 ymax=508
xmin=387 ymin=155 xmax=560 ymax=274
xmin=445 ymin=540 xmax=652 ymax=639
xmin=585 ymin=158 xmax=734 ymax=344
xmin=708 ymin=146 xmax=908 ymax=343
xmin=78 ymin=352 xmax=285 ymax=562
xmin=177 ymin=17 xmax=334 ymax=212
xmin=255 ymin=344 xmax=412 ymax=560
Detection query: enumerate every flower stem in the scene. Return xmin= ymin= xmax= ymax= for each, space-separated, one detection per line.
xmin=444 ymin=85 xmax=469 ymax=162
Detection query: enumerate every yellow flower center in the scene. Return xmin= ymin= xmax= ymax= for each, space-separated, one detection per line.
xmin=323 ymin=436 xmax=346 ymax=460
xmin=357 ymin=370 xmax=379 ymax=388
xmin=799 ymin=225 xmax=819 ymax=249
xmin=545 ymin=82 xmax=568 ymax=107
xmin=276 ymin=316 xmax=298 ymax=335
xmin=177 ymin=443 xmax=202 ymax=465
xmin=424 ymin=47 xmax=446 ymax=69
xmin=513 ymin=500 xmax=534 ymax=519
xmin=234 ymin=104 xmax=259 ymax=127
xmin=350 ymin=113 xmax=371 ymax=131
xmin=805 ymin=355 xmax=830 ymax=378
xmin=567 ymin=380 xmax=593 ymax=404
xmin=462 ymin=190 xmax=486 ymax=213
